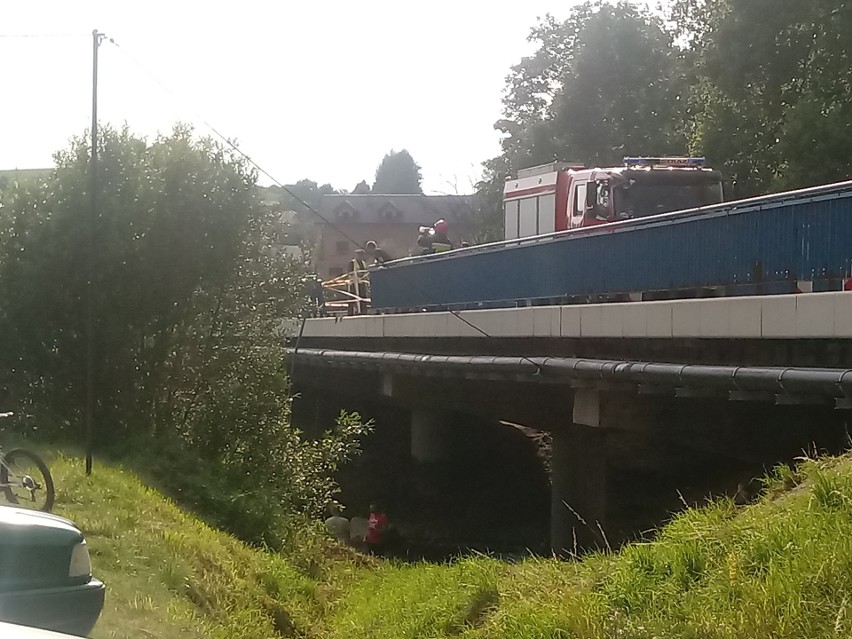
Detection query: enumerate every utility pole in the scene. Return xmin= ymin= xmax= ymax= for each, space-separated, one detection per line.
xmin=86 ymin=29 xmax=105 ymax=476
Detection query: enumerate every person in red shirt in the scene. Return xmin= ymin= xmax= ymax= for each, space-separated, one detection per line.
xmin=365 ymin=503 xmax=388 ymax=554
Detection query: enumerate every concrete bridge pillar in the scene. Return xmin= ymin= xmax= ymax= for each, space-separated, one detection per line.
xmin=411 ymin=409 xmax=456 ymax=464
xmin=550 ymin=389 xmax=609 ymax=555
xmin=409 ymin=409 xmax=460 ymax=516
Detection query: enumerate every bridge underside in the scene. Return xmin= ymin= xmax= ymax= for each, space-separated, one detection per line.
xmin=290 ymin=345 xmax=851 ymax=554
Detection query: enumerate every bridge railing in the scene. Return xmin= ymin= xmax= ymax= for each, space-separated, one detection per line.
xmin=369 ymin=180 xmax=852 ymax=312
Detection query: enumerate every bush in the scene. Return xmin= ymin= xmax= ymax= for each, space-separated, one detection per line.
xmin=0 ymin=125 xmax=364 ymax=547
xmin=122 ymin=406 xmax=370 ymax=552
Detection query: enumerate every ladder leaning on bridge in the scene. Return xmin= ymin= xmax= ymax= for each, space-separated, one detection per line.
xmin=317 ymin=269 xmax=371 ymax=316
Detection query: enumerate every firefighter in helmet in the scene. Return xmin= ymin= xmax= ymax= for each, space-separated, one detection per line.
xmin=416 ymin=219 xmax=455 ymax=255
xmin=431 ymin=219 xmax=454 ymax=252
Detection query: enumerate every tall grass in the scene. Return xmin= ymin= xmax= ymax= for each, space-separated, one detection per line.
xmin=48 ymin=452 xmax=345 ymax=639
xmin=33 ymin=450 xmax=852 ymax=639
xmin=325 ymin=456 xmax=852 ymax=639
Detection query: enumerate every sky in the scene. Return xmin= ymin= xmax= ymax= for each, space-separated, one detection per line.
xmin=2 ymin=1 xmax=651 ymax=194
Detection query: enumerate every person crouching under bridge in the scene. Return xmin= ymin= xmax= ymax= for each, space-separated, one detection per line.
xmin=365 ymin=503 xmax=389 ymax=555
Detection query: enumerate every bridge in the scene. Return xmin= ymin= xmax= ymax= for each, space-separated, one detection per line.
xmin=287 ymin=292 xmax=852 ymax=555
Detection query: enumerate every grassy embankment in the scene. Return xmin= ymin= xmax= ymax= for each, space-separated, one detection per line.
xmin=50 ymin=453 xmax=368 ymax=639
xmin=46 ymin=450 xmax=852 ymax=639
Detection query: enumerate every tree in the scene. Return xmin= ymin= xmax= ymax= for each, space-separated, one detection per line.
xmin=352 ymin=179 xmax=371 ymax=194
xmin=477 ymin=1 xmax=684 ymax=237
xmin=0 ymin=124 xmax=370 ymax=543
xmin=672 ymin=0 xmax=852 ymax=195
xmin=279 ymin=178 xmax=337 ymax=215
xmin=0 ymin=125 xmax=258 ymax=437
xmin=498 ymin=3 xmax=684 ymax=166
xmin=548 ymin=3 xmax=686 ymax=165
xmin=372 ymin=149 xmax=423 ymax=194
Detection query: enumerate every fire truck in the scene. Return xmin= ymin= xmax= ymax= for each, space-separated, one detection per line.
xmin=502 ymin=157 xmax=724 ymax=239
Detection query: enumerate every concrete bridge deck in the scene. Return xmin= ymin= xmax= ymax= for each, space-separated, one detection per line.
xmin=303 ymin=291 xmax=852 ymax=340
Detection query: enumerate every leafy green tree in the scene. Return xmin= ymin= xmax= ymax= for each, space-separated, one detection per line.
xmin=0 ymin=124 xmax=370 ymax=542
xmin=673 ymin=0 xmax=852 ymax=194
xmin=0 ymin=125 xmax=256 ymax=437
xmin=165 ymin=211 xmax=369 ymax=526
xmin=549 ymin=4 xmax=686 ymax=165
xmin=372 ymin=149 xmax=423 ymax=194
xmin=499 ymin=3 xmax=683 ymax=166
xmin=478 ymin=1 xmax=684 ymax=237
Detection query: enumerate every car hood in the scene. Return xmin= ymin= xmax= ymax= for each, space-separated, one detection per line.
xmin=0 ymin=506 xmax=82 ymax=546
xmin=0 ymin=507 xmax=85 ymax=591
xmin=0 ymin=506 xmax=78 ymax=534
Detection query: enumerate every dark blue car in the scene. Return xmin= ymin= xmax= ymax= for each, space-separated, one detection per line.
xmin=0 ymin=506 xmax=104 ymax=637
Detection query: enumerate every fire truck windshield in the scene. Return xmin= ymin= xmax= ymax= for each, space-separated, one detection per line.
xmin=613 ymin=170 xmax=724 ymax=219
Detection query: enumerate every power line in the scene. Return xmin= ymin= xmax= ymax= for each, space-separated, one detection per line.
xmin=105 ymin=38 xmax=542 ymax=372
xmin=0 ymin=33 xmax=88 ymax=38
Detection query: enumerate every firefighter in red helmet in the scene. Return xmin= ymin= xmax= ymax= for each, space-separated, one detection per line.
xmin=431 ymin=219 xmax=453 ymax=253
xmin=416 ymin=219 xmax=455 ymax=255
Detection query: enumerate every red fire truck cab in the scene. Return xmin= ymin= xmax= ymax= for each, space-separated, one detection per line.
xmin=502 ymin=157 xmax=724 ymax=240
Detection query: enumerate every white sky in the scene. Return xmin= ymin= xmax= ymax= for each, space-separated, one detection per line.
xmin=2 ymin=1 xmax=651 ymax=194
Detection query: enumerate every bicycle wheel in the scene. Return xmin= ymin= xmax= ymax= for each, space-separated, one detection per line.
xmin=0 ymin=448 xmax=55 ymax=512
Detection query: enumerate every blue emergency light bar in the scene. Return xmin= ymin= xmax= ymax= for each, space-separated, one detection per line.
xmin=623 ymin=156 xmax=706 ymax=167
